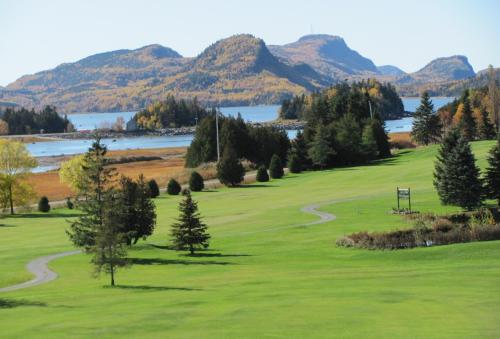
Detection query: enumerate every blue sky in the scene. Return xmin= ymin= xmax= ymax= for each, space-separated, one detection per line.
xmin=1 ymin=0 xmax=499 ymax=86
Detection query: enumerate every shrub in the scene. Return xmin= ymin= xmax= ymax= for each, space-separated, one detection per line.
xmin=38 ymin=196 xmax=50 ymax=212
xmin=288 ymin=154 xmax=301 ymax=173
xmin=66 ymin=197 xmax=74 ymax=210
xmin=256 ymin=166 xmax=269 ymax=182
xmin=148 ymin=179 xmax=160 ymax=198
xmin=217 ymin=145 xmax=245 ymax=187
xmin=269 ymin=154 xmax=284 ymax=179
xmin=167 ymin=178 xmax=181 ymax=195
xmin=189 ymin=171 xmax=204 ymax=192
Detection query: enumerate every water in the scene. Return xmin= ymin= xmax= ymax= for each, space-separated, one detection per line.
xmin=31 ymin=98 xmax=453 ymax=170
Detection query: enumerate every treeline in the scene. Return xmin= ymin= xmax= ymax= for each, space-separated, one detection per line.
xmin=134 ymin=95 xmax=212 ymax=129
xmin=279 ymin=79 xmax=405 ymax=121
xmin=0 ymin=106 xmax=73 ymax=135
xmin=412 ymin=86 xmax=498 ymax=145
xmin=185 ymin=114 xmax=289 ymax=168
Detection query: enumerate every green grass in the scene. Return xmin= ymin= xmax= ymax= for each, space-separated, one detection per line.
xmin=1 ymin=141 xmax=499 ymax=338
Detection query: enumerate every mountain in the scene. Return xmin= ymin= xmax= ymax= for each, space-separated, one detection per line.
xmin=1 ymin=35 xmax=325 ymax=112
xmin=397 ymin=55 xmax=475 ymax=85
xmin=269 ymin=34 xmax=378 ymax=80
xmin=377 ymin=65 xmax=406 ymax=77
xmin=161 ymin=34 xmax=326 ymax=105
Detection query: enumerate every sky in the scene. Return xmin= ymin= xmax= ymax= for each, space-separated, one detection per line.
xmin=1 ymin=0 xmax=499 ymax=86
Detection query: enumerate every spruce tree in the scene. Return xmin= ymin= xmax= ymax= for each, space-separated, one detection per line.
xmin=133 ymin=175 xmax=157 ymax=244
xmin=361 ymin=123 xmax=378 ymax=161
xmin=256 ymin=165 xmax=269 ymax=182
xmin=167 ymin=178 xmax=181 ymax=195
xmin=411 ymin=92 xmax=441 ymax=145
xmin=217 ymin=145 xmax=245 ymax=187
xmin=434 ymin=130 xmax=482 ymax=210
xmin=485 ymin=138 xmax=500 ymax=205
xmin=38 ymin=196 xmax=50 ymax=212
xmin=289 ymin=130 xmax=310 ymax=170
xmin=189 ymin=171 xmax=204 ymax=192
xmin=67 ymin=135 xmax=115 ymax=250
xmin=370 ymin=118 xmax=391 ymax=157
xmin=147 ymin=179 xmax=160 ymax=198
xmin=478 ymin=107 xmax=496 ymax=140
xmin=269 ymin=154 xmax=284 ymax=179
xmin=171 ymin=190 xmax=210 ymax=255
xmin=308 ymin=125 xmax=335 ymax=169
xmin=92 ymin=189 xmax=128 ymax=286
xmin=287 ymin=153 xmax=301 ymax=173
xmin=457 ymin=91 xmax=477 ymax=141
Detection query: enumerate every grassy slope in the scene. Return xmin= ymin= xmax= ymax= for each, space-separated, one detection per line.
xmin=0 ymin=141 xmax=499 ymax=338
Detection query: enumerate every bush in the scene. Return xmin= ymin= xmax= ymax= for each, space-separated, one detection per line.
xmin=217 ymin=145 xmax=245 ymax=187
xmin=269 ymin=154 xmax=284 ymax=179
xmin=189 ymin=171 xmax=204 ymax=192
xmin=148 ymin=179 xmax=160 ymax=198
xmin=256 ymin=166 xmax=269 ymax=182
xmin=167 ymin=178 xmax=181 ymax=195
xmin=66 ymin=197 xmax=74 ymax=210
xmin=38 ymin=196 xmax=50 ymax=212
xmin=288 ymin=154 xmax=301 ymax=173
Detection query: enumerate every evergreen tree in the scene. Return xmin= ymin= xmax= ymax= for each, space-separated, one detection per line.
xmin=478 ymin=107 xmax=496 ymax=140
xmin=67 ymin=136 xmax=115 ymax=250
xmin=485 ymin=138 xmax=500 ymax=205
xmin=133 ymin=175 xmax=157 ymax=244
xmin=361 ymin=124 xmax=378 ymax=161
xmin=269 ymin=154 xmax=284 ymax=179
xmin=167 ymin=178 xmax=181 ymax=195
xmin=91 ymin=189 xmax=128 ymax=286
xmin=189 ymin=171 xmax=204 ymax=192
xmin=334 ymin=114 xmax=363 ymax=165
xmin=434 ymin=130 xmax=482 ymax=210
xmin=457 ymin=91 xmax=477 ymax=141
xmin=370 ymin=118 xmax=391 ymax=158
xmin=38 ymin=196 xmax=50 ymax=212
xmin=171 ymin=190 xmax=210 ymax=255
xmin=308 ymin=125 xmax=335 ymax=169
xmin=287 ymin=154 xmax=301 ymax=173
xmin=289 ymin=130 xmax=310 ymax=170
xmin=255 ymin=166 xmax=269 ymax=182
xmin=217 ymin=145 xmax=245 ymax=187
xmin=411 ymin=92 xmax=441 ymax=145
xmin=147 ymin=179 xmax=160 ymax=198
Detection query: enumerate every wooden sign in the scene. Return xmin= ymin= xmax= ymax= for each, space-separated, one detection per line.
xmin=396 ymin=187 xmax=411 ymax=211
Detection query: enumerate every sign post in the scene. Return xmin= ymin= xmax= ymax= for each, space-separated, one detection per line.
xmin=397 ymin=187 xmax=411 ymax=212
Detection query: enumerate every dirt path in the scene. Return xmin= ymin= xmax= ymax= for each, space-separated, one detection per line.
xmin=0 ymin=250 xmax=81 ymax=293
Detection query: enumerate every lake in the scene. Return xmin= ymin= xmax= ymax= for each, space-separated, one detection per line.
xmin=29 ymin=97 xmax=454 ymax=170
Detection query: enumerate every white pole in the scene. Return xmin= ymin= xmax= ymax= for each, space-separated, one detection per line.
xmin=368 ymin=100 xmax=373 ymax=119
xmin=215 ymin=107 xmax=220 ymax=162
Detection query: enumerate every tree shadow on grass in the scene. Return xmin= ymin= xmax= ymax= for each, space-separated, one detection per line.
xmin=128 ymin=257 xmax=233 ymax=266
xmin=10 ymin=213 xmax=81 ymax=219
xmin=237 ymin=184 xmax=276 ymax=188
xmin=0 ymin=298 xmax=47 ymax=309
xmin=184 ymin=252 xmax=251 ymax=258
xmin=108 ymin=285 xmax=201 ymax=291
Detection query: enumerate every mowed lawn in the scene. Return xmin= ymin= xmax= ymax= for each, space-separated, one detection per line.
xmin=0 ymin=141 xmax=499 ymax=338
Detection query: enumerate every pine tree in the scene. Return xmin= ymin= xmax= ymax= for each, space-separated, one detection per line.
xmin=167 ymin=178 xmax=181 ymax=195
xmin=217 ymin=145 xmax=245 ymax=187
xmin=370 ymin=118 xmax=391 ymax=158
xmin=308 ymin=125 xmax=335 ymax=168
xmin=269 ymin=154 xmax=284 ymax=179
xmin=67 ymin=135 xmax=115 ymax=250
xmin=147 ymin=179 xmax=160 ymax=198
xmin=434 ymin=130 xmax=482 ymax=210
xmin=485 ymin=138 xmax=500 ymax=205
xmin=256 ymin=166 xmax=269 ymax=182
xmin=91 ymin=190 xmax=128 ymax=286
xmin=38 ymin=196 xmax=50 ymax=212
xmin=171 ymin=190 xmax=210 ymax=255
xmin=361 ymin=124 xmax=378 ymax=161
xmin=189 ymin=171 xmax=204 ymax=192
xmin=411 ymin=92 xmax=441 ymax=145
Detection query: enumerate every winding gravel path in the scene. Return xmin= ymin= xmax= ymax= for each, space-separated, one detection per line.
xmin=301 ymin=203 xmax=337 ymax=225
xmin=0 ymin=250 xmax=81 ymax=293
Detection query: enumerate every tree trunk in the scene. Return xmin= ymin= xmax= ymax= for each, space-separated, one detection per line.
xmin=8 ymin=183 xmax=14 ymax=215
